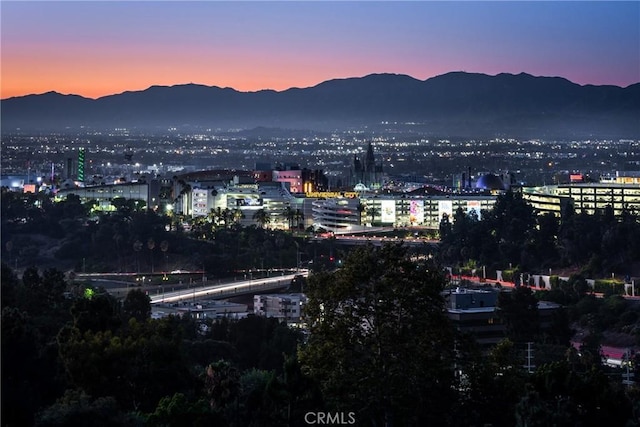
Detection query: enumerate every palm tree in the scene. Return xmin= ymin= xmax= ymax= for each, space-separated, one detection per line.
xmin=232 ymin=208 xmax=245 ymax=227
xmin=253 ymin=209 xmax=270 ymax=229
xmin=366 ymin=206 xmax=380 ymax=227
xmin=283 ymin=206 xmax=295 ymax=230
xmin=214 ymin=207 xmax=224 ymax=228
xmin=160 ymin=240 xmax=169 ymax=272
xmin=147 ymin=238 xmax=156 ymax=273
xmin=175 ymin=179 xmax=191 ymax=207
xmin=222 ymin=208 xmax=234 ymax=228
xmin=357 ymin=202 xmax=366 ymax=226
xmin=293 ymin=209 xmax=305 ymax=230
xmin=113 ymin=233 xmax=123 ymax=272
xmin=207 ymin=208 xmax=218 ymax=227
xmin=133 ymin=239 xmax=143 ymax=273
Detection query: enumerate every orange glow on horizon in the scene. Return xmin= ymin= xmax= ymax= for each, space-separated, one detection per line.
xmin=2 ymin=67 xmax=371 ymax=100
xmin=2 ymin=39 xmax=406 ymax=99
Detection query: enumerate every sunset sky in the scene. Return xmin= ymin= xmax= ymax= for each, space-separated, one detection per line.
xmin=2 ymin=1 xmax=639 ymax=99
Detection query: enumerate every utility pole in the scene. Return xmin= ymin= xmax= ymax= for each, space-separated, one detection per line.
xmin=525 ymin=342 xmax=535 ymax=373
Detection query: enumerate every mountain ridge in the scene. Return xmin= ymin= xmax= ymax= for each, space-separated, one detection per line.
xmin=2 ymin=72 xmax=638 ymax=138
xmin=6 ymin=71 xmax=637 ymax=101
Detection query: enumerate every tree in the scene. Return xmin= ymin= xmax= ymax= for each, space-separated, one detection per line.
xmin=232 ymin=208 xmax=245 ymax=227
xmin=70 ymin=290 xmax=122 ymax=333
xmin=147 ymin=238 xmax=156 ymax=273
xmin=133 ymin=240 xmax=143 ymax=273
xmin=534 ymin=212 xmax=559 ymax=267
xmin=58 ymin=318 xmax=192 ymax=412
xmin=515 ymin=360 xmax=633 ymax=427
xmin=111 ymin=197 xmax=137 ymax=217
xmin=228 ymin=315 xmax=302 ymax=371
xmin=146 ymin=393 xmax=217 ymax=427
xmin=365 ymin=206 xmax=380 ymax=226
xmin=282 ymin=206 xmax=294 ymax=230
xmin=453 ymin=338 xmax=528 ymax=426
xmin=204 ymin=360 xmax=240 ymax=412
xmin=293 ymin=209 xmax=304 ymax=230
xmin=35 ymin=389 xmax=140 ymax=427
xmin=122 ymin=289 xmax=151 ymax=323
xmin=439 ymin=213 xmax=452 ymax=241
xmin=160 ymin=240 xmax=169 ymax=271
xmin=1 ymin=262 xmax=19 ymax=309
xmin=2 ymin=307 xmax=42 ymax=426
xmin=299 ymin=243 xmax=457 ymax=426
xmin=356 ymin=202 xmax=366 ymax=225
xmin=252 ymin=209 xmax=270 ymax=229
xmin=236 ymin=369 xmax=287 ymax=426
xmin=497 ymin=286 xmax=540 ymax=344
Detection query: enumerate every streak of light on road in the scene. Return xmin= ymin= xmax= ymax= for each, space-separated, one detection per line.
xmin=150 ymin=271 xmax=309 ymax=304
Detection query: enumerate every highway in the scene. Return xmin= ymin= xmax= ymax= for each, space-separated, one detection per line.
xmin=313 ymin=235 xmax=439 ymax=247
xmin=148 ymin=271 xmax=309 ymax=304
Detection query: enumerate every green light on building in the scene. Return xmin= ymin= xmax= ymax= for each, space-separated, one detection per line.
xmin=78 ymin=148 xmax=85 ymax=182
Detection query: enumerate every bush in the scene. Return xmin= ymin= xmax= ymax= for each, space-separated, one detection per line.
xmin=593 ymin=280 xmax=625 ymax=296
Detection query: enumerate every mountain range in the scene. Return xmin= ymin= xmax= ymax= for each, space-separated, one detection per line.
xmin=2 ymin=72 xmax=639 ymax=138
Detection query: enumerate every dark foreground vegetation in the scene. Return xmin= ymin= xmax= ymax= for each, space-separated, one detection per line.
xmin=2 ymin=188 xmax=640 ymax=426
xmin=3 ymin=243 xmax=640 ymax=426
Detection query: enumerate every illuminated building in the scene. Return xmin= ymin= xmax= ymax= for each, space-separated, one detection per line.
xmin=272 ymin=169 xmax=303 ymax=193
xmin=272 ymin=167 xmax=328 ymax=194
xmin=522 ymin=174 xmax=640 ymax=217
xmin=520 ymin=186 xmax=572 ymax=217
xmin=311 ymin=193 xmax=497 ymax=232
xmin=311 ymin=197 xmax=362 ymax=232
xmin=77 ymin=148 xmax=86 ymax=182
xmin=254 ymin=293 xmax=307 ymax=324
xmin=555 ymin=183 xmax=640 ymax=216
xmin=57 ymin=182 xmax=151 ymax=211
xmin=350 ymin=142 xmax=384 ymax=189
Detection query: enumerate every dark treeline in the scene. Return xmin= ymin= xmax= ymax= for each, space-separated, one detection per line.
xmin=3 ymin=243 xmax=640 ymax=426
xmin=2 ymin=263 xmax=311 ymax=426
xmin=0 ymin=188 xmax=333 ymax=275
xmin=438 ymin=190 xmax=640 ymax=278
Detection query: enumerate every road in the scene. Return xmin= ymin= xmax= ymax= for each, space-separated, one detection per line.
xmin=313 ymin=235 xmax=439 ymax=247
xmin=148 ymin=271 xmax=309 ymax=304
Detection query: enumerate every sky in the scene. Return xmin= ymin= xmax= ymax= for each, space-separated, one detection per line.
xmin=2 ymin=1 xmax=639 ymax=99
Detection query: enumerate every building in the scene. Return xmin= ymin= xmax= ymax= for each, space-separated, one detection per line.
xmin=152 ymin=300 xmax=248 ymax=320
xmin=520 ymin=186 xmax=573 ymax=217
xmin=601 ymin=171 xmax=640 ymax=185
xmin=446 ymin=288 xmax=504 ymax=348
xmin=56 ymin=182 xmax=152 ymax=211
xmin=311 ymin=197 xmax=362 ymax=232
xmin=445 ymin=287 xmax=562 ymax=349
xmin=522 ymin=177 xmax=640 ymax=217
xmin=302 ymin=168 xmax=329 ymax=193
xmin=310 ymin=192 xmax=498 ymax=232
xmin=273 ymin=169 xmax=303 ymax=193
xmin=350 ymin=142 xmax=384 ymax=189
xmin=171 ymin=171 xmax=296 ymax=228
xmin=253 ymin=293 xmax=307 ymax=324
xmin=555 ymin=182 xmax=640 ymax=216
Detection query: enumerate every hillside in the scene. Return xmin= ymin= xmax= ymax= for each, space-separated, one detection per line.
xmin=2 ymin=72 xmax=639 ymax=138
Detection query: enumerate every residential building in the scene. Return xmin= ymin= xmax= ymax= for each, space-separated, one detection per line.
xmin=253 ymin=293 xmax=307 ymax=324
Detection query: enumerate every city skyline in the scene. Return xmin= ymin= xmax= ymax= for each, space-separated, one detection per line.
xmin=2 ymin=1 xmax=639 ymax=99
